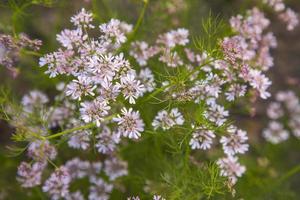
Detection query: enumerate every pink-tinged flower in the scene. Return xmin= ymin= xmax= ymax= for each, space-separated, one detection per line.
xmin=263 ymin=121 xmax=289 ymax=144
xmin=157 ymin=28 xmax=189 ymax=48
xmin=220 ymin=126 xmax=249 ymax=156
xmin=65 ymin=158 xmax=90 ymax=179
xmin=71 ymin=8 xmax=94 ymax=29
xmin=17 ymin=161 xmax=46 ymax=188
xmin=263 ymin=0 xmax=285 ymax=12
xmin=80 ymin=98 xmax=111 ymax=127
xmin=104 ymin=157 xmax=128 ymax=181
xmin=113 ymin=107 xmax=145 ymax=139
xmin=88 ymin=53 xmax=118 ymax=82
xmin=138 ymin=68 xmax=156 ymax=92
xmin=249 ymin=69 xmax=271 ymax=99
xmin=66 ymin=75 xmax=96 ymax=100
xmin=225 ymin=84 xmax=247 ymax=101
xmin=152 ymin=108 xmax=185 ymax=130
xmin=204 ymin=104 xmax=229 ymax=126
xmin=65 ymin=191 xmax=85 ymax=200
xmin=159 ymin=50 xmax=183 ymax=67
xmin=89 ymin=178 xmax=113 ymax=200
xmin=266 ymin=102 xmax=284 ymax=119
xmin=117 ymin=73 xmax=145 ymax=104
xmin=279 ymin=8 xmax=299 ymax=31
xmin=95 ymin=126 xmax=120 ymax=154
xmin=27 ymin=140 xmax=57 ymax=161
xmin=189 ymin=127 xmax=215 ymax=150
xmin=130 ymin=41 xmax=158 ymax=66
xmin=99 ymin=19 xmax=132 ymax=44
xmin=43 ymin=166 xmax=71 ymax=200
xmin=217 ymin=156 xmax=246 ymax=184
xmin=68 ymin=130 xmax=91 ymax=150
xmin=289 ymin=117 xmax=300 ymax=138
xmin=98 ymin=79 xmax=120 ymax=101
xmin=57 ymin=28 xmax=87 ymax=50
xmin=21 ymin=90 xmax=49 ymax=112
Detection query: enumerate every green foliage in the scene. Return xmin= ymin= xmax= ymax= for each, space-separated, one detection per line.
xmin=194 ymin=12 xmax=233 ymax=59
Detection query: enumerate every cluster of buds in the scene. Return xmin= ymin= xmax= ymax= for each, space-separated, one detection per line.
xmin=0 ymin=33 xmax=41 ymax=77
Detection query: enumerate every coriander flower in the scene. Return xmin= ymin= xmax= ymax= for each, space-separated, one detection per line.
xmin=80 ymin=98 xmax=111 ymax=126
xmin=113 ymin=107 xmax=145 ymax=139
xmin=152 ymin=108 xmax=185 ymax=130
xmin=263 ymin=121 xmax=289 ymax=144
xmin=217 ymin=156 xmax=246 ymax=184
xmin=189 ymin=128 xmax=216 ymax=150
xmin=220 ymin=127 xmax=249 ymax=156
xmin=117 ymin=73 xmax=145 ymax=104
xmin=66 ymin=75 xmax=96 ymax=100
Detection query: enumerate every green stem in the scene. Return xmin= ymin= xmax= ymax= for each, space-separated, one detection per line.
xmin=132 ymin=0 xmax=149 ymax=37
xmin=45 ymin=114 xmax=116 ymax=140
xmin=46 ymin=122 xmax=95 ymax=139
xmin=278 ymin=164 xmax=300 ymax=183
xmin=20 ymin=49 xmax=43 ymax=57
xmin=117 ymin=0 xmax=149 ymax=53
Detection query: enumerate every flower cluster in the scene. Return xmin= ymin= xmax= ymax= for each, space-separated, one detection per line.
xmin=6 ymin=2 xmax=299 ymax=198
xmin=0 ymin=33 xmax=41 ymax=77
xmin=152 ymin=108 xmax=184 ymax=130
xmin=263 ymin=0 xmax=299 ymax=31
xmin=263 ymin=90 xmax=300 ymax=144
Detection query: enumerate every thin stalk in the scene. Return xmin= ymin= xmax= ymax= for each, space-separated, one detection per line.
xmin=45 ymin=114 xmax=116 ymax=140
xmin=117 ymin=0 xmax=149 ymax=53
xmin=278 ymin=164 xmax=300 ymax=183
xmin=46 ymin=122 xmax=95 ymax=139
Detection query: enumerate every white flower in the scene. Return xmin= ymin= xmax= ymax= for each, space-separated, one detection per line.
xmin=117 ymin=73 xmax=145 ymax=104
xmin=99 ymin=19 xmax=132 ymax=44
xmin=225 ymin=84 xmax=247 ymax=101
xmin=266 ymin=102 xmax=284 ymax=119
xmin=104 ymin=157 xmax=128 ymax=181
xmin=153 ymin=195 xmax=166 ymax=200
xmin=152 ymin=108 xmax=185 ymax=130
xmin=220 ymin=127 xmax=249 ymax=155
xmin=71 ymin=8 xmax=94 ymax=29
xmin=157 ymin=28 xmax=189 ymax=48
xmin=22 ymin=90 xmax=49 ymax=112
xmin=80 ymin=98 xmax=111 ymax=126
xmin=113 ymin=107 xmax=145 ymax=139
xmin=68 ymin=130 xmax=91 ymax=150
xmin=249 ymin=69 xmax=271 ymax=99
xmin=66 ymin=75 xmax=96 ymax=100
xmin=88 ymin=178 xmax=113 ymax=200
xmin=189 ymin=128 xmax=215 ymax=150
xmin=217 ymin=156 xmax=246 ymax=184
xmin=43 ymin=166 xmax=71 ymax=200
xmin=263 ymin=121 xmax=289 ymax=144
xmin=138 ymin=68 xmax=156 ymax=92
xmin=95 ymin=126 xmax=120 ymax=154
xmin=204 ymin=104 xmax=229 ymax=126
xmin=56 ymin=28 xmax=87 ymax=50
xmin=279 ymin=8 xmax=299 ymax=31
xmin=88 ymin=53 xmax=118 ymax=82
xmin=130 ymin=41 xmax=153 ymax=66
xmin=289 ymin=116 xmax=300 ymax=138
